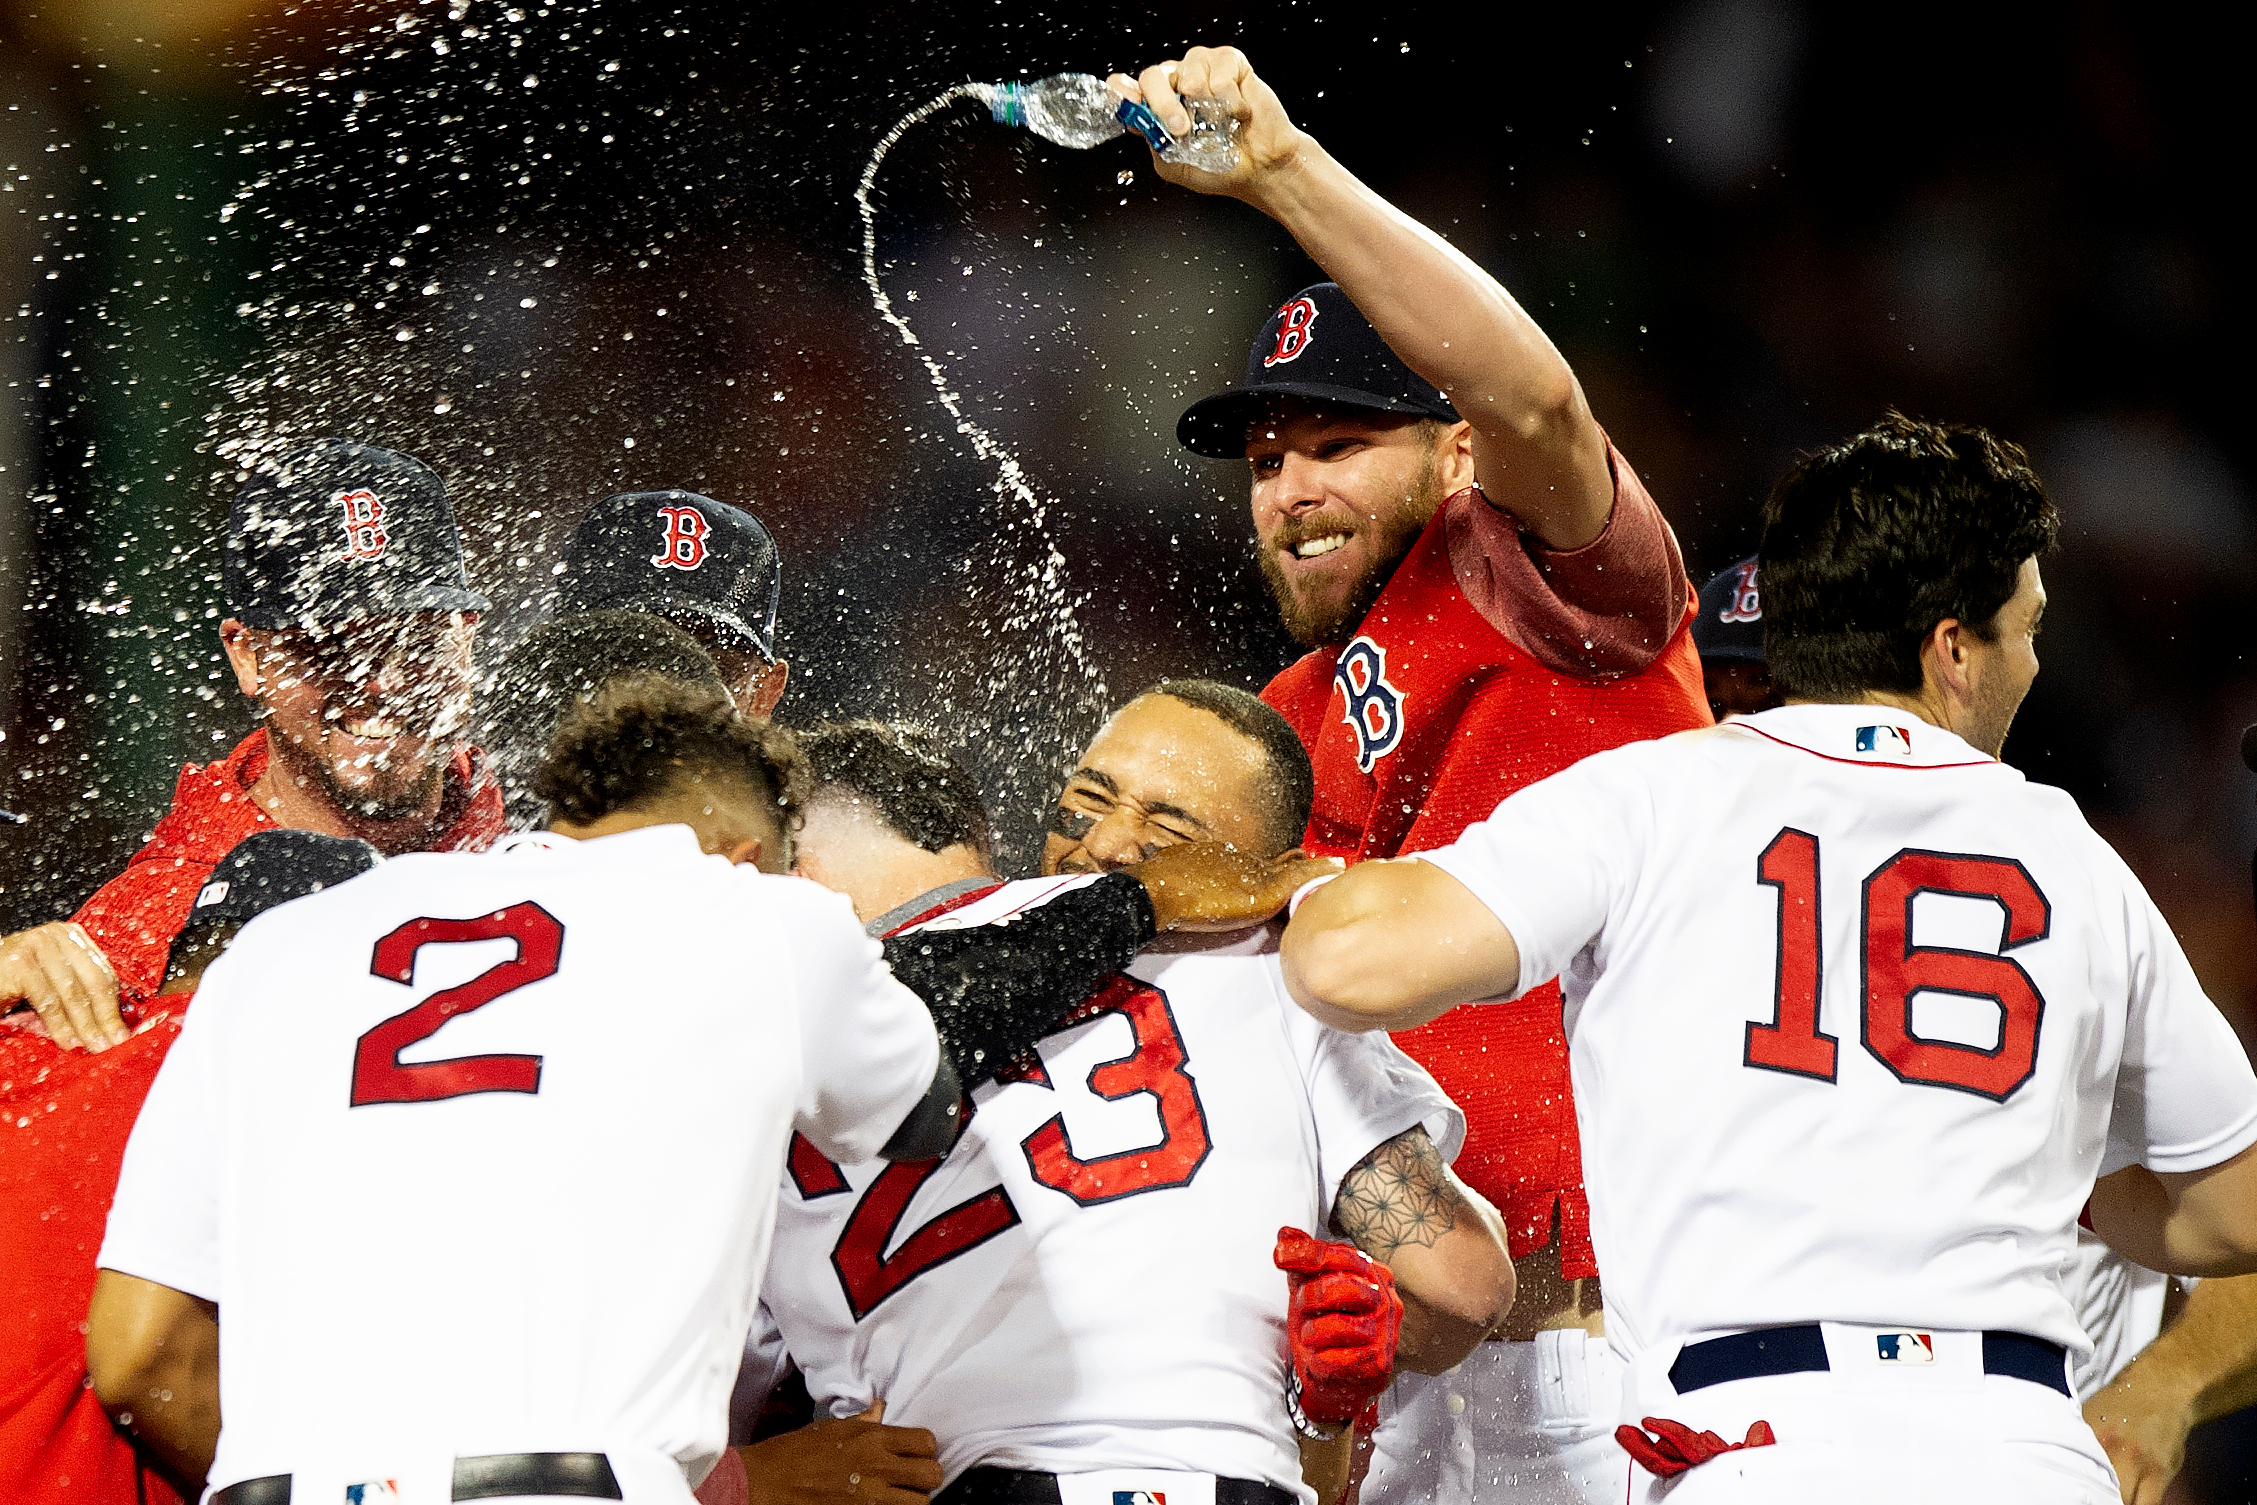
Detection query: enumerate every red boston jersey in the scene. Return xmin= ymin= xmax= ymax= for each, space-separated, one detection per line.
xmin=1263 ymin=462 xmax=1709 ymax=1275
xmin=70 ymin=729 xmax=504 ymax=1010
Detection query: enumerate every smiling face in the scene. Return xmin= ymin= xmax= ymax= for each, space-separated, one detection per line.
xmin=1041 ymin=693 xmax=1278 ymax=876
xmin=224 ymin=612 xmax=477 ymax=822
xmin=1247 ymin=400 xmax=1462 ymax=647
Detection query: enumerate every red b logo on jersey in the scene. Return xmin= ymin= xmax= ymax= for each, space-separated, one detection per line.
xmin=1335 ymin=636 xmax=1406 ymax=773
xmin=1262 ymin=296 xmax=1320 ymax=368
xmin=651 ymin=503 xmax=710 ymax=571
xmin=337 ymin=489 xmax=388 ymax=561
xmin=1718 ymin=559 xmax=1762 ymax=624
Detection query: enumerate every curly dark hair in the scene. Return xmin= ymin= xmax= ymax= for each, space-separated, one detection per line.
xmin=798 ymin=720 xmax=993 ymax=859
xmin=1759 ymin=412 xmax=2058 ymax=700
xmin=533 ymin=675 xmax=811 ymax=830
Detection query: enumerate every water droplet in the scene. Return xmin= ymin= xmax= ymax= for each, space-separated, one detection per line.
xmin=622 ymin=438 xmax=636 ymax=449
xmin=519 ymin=297 xmax=537 ymax=309
xmin=1116 ymin=170 xmax=1135 ymax=186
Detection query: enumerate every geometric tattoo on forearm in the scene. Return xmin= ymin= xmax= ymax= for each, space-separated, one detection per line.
xmin=1330 ymin=1126 xmax=1460 ymax=1263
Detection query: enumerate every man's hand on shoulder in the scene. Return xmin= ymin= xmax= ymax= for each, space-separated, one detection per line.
xmin=0 ymin=920 xmax=127 ymax=1051
xmin=739 ymin=1400 xmax=943 ymax=1505
xmin=1130 ymin=842 xmax=1342 ymax=933
xmin=1107 ymin=47 xmax=1306 ymax=207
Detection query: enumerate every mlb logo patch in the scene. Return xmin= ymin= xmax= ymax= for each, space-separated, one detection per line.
xmin=1875 ymin=1331 xmax=1935 ymax=1364
xmin=344 ymin=1483 xmax=403 ymax=1504
xmin=1855 ymin=724 xmax=1913 ymax=758
xmin=194 ymin=879 xmax=231 ymax=909
xmin=1113 ymin=1494 xmax=1167 ymax=1505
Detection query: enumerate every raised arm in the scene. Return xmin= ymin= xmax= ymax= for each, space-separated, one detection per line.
xmin=1330 ymin=1126 xmax=1513 ymax=1372
xmin=1281 ymin=859 xmax=1521 ymax=1033
xmin=1116 ymin=47 xmax=1612 ymax=549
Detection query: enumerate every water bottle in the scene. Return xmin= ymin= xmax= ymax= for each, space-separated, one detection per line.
xmin=976 ymin=72 xmax=1241 ymax=173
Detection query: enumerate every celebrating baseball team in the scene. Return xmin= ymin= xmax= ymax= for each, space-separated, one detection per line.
xmin=5 ymin=44 xmax=2256 ymax=1505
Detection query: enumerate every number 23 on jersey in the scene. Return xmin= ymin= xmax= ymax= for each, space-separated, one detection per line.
xmin=789 ymin=975 xmax=1212 ymax=1319
xmin=1749 ymin=830 xmax=2050 ymax=1101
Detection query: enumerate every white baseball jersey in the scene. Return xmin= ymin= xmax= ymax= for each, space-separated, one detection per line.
xmin=1422 ymin=703 xmax=2257 ymax=1363
xmin=759 ymin=882 xmax=1463 ymax=1500
xmin=99 ymin=825 xmax=940 ymax=1504
xmin=2063 ymin=1229 xmax=2175 ymax=1398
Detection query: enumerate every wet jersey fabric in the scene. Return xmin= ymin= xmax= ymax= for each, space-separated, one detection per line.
xmin=99 ymin=825 xmax=940 ymax=1504
xmin=1261 ymin=446 xmax=1710 ymax=1274
xmin=70 ymin=728 xmax=504 ymax=1008
xmin=1423 ymin=703 xmax=2257 ymax=1361
xmin=760 ymin=904 xmax=1462 ymax=1501
xmin=0 ymin=1002 xmax=191 ymax=1505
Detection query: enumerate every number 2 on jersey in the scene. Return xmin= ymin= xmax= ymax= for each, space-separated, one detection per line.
xmin=1750 ymin=833 xmax=2050 ymax=1101
xmin=352 ymin=902 xmax=566 ymax=1106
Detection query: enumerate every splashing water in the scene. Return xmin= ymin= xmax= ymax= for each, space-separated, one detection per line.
xmin=855 ymin=89 xmax=1110 ymax=797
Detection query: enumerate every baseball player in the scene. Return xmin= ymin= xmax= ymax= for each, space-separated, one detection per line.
xmin=555 ymin=489 xmax=788 ymax=716
xmin=0 ymin=831 xmax=380 ymax=1505
xmin=1121 ymin=46 xmax=1712 ymax=1502
xmin=0 ymin=438 xmax=502 ymax=1055
xmin=82 ymin=681 xmax=976 ymax=1505
xmin=1689 ymin=559 xmax=1782 ymax=722
xmin=708 ymin=717 xmax=1357 ymax=1505
xmin=757 ymin=682 xmax=1514 ymax=1505
xmin=1280 ymin=414 xmax=2257 ymax=1501
xmin=1683 ymin=552 xmax=2257 ymax=1496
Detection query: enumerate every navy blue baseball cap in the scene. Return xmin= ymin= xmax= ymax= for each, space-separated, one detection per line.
xmin=554 ymin=490 xmax=781 ymax=661
xmin=224 ymin=438 xmax=488 ymax=629
xmin=1177 ymin=282 xmax=1462 ymax=459
xmin=1692 ymin=557 xmax=1767 ymax=663
xmin=169 ymin=828 xmax=382 ymax=970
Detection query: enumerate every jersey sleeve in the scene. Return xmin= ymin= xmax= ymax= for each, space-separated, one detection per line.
xmin=1285 ymin=984 xmax=1467 ymax=1216
xmin=885 ymin=873 xmax=1155 ymax=1085
xmin=782 ymin=883 xmax=945 ymax=1168
xmin=71 ymin=855 xmax=213 ymax=1005
xmin=94 ymin=964 xmax=236 ymax=1301
xmin=2100 ymin=857 xmax=2257 ymax=1177
xmin=1448 ymin=439 xmax=1692 ymax=680
xmin=1416 ymin=744 xmax=1654 ymax=1000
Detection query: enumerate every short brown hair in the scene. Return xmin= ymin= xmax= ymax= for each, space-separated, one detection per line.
xmin=799 ymin=720 xmax=993 ymax=860
xmin=1142 ymin=679 xmax=1313 ymax=857
xmin=534 ymin=675 xmax=810 ymax=829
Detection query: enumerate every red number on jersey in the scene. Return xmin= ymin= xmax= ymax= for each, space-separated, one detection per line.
xmin=794 ymin=1136 xmax=1021 ymax=1320
xmin=1862 ymin=850 xmax=2050 ymax=1100
xmin=352 ymin=902 xmax=565 ymax=1106
xmin=1746 ymin=827 xmax=1838 ymax=1081
xmin=1021 ymin=974 xmax=1212 ymax=1205
xmin=1746 ymin=834 xmax=2052 ymax=1103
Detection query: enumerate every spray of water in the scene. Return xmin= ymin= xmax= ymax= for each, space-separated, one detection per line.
xmin=855 ymin=89 xmax=1109 ymax=792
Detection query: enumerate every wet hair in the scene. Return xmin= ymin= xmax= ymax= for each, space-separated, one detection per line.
xmin=535 ymin=675 xmax=809 ymax=831
xmin=483 ymin=609 xmax=731 ymax=830
xmin=1141 ymin=678 xmax=1314 ymax=857
xmin=798 ymin=720 xmax=993 ymax=860
xmin=1759 ymin=413 xmax=2058 ymax=700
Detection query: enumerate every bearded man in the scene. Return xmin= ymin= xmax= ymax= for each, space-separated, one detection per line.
xmin=0 ymin=439 xmax=502 ymax=1055
xmin=1119 ymin=45 xmax=1713 ymax=1505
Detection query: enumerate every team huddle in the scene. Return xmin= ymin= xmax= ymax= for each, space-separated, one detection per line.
xmin=4 ymin=44 xmax=2256 ymax=1505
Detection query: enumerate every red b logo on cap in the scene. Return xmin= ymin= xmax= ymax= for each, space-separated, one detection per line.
xmin=1719 ymin=560 xmax=1762 ymax=624
xmin=337 ymin=489 xmax=388 ymax=561
xmin=652 ymin=503 xmax=710 ymax=571
xmin=1263 ymin=296 xmax=1320 ymax=368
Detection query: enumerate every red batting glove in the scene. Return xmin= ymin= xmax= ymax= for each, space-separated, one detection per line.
xmin=1273 ymin=1226 xmax=1403 ymax=1426
xmin=1614 ymin=1417 xmax=1777 ymax=1478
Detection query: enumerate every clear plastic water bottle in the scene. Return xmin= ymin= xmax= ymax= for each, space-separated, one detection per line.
xmin=976 ymin=73 xmax=1241 ymax=173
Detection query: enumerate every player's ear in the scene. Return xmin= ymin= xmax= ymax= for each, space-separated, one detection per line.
xmin=219 ymin=620 xmax=264 ymax=700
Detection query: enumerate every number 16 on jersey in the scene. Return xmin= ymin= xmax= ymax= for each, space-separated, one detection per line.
xmin=1747 ymin=829 xmax=2051 ymax=1102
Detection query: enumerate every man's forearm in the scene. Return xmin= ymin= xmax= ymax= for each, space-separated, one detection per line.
xmin=882 ymin=874 xmax=1153 ymax=1082
xmin=2109 ymin=1274 xmax=2257 ymax=1427
xmin=1245 ymin=140 xmax=1609 ymax=546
